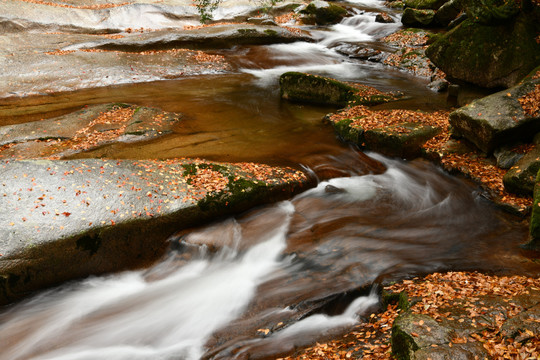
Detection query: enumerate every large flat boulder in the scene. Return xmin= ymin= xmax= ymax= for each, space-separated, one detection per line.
xmin=0 ymin=0 xmax=310 ymax=98
xmin=0 ymin=158 xmax=311 ymax=304
xmin=449 ymin=71 xmax=540 ymax=153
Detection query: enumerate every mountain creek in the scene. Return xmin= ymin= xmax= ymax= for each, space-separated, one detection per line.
xmin=0 ymin=0 xmax=538 ymax=359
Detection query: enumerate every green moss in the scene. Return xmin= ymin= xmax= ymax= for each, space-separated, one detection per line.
xmin=404 ymin=0 xmax=446 ymax=10
xmin=382 ymin=290 xmax=411 ymax=311
xmin=529 ymin=169 xmax=540 ymax=240
xmin=426 ymin=14 xmax=540 ymax=87
xmin=280 ymin=72 xmax=398 ymax=107
xmin=264 ymin=29 xmax=278 ymax=36
xmin=197 ymin=176 xmax=268 ymax=212
xmin=302 ymin=2 xmax=347 ymax=25
xmin=332 ymin=119 xmax=364 ymax=145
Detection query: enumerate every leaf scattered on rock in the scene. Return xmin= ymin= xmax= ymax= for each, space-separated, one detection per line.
xmin=283 ymin=272 xmax=539 ymax=360
xmin=518 ymin=84 xmax=540 ymax=117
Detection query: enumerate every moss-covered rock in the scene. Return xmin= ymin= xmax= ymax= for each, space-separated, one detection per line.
xmin=449 ymin=73 xmax=540 ymax=153
xmin=433 ymin=0 xmax=463 ymax=26
xmin=426 ymin=13 xmax=540 ymax=88
xmin=364 ymin=122 xmax=441 ymax=159
xmin=503 ymin=146 xmax=540 ymax=195
xmin=404 ymin=0 xmax=448 ymax=10
xmin=299 ymin=0 xmax=348 ymax=25
xmin=401 ymin=8 xmax=437 ymax=27
xmin=528 ymin=169 xmax=540 ymax=249
xmin=391 ymin=312 xmax=452 ymax=360
xmin=279 ymin=72 xmax=399 ymax=107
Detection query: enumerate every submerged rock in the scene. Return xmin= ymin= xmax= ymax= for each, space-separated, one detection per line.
xmin=449 ymin=72 xmax=540 ymax=153
xmin=0 ymin=103 xmax=181 ymax=159
xmin=426 ymin=13 xmax=540 ymax=88
xmin=279 ymin=72 xmax=400 ymax=107
xmin=0 ymin=158 xmax=311 ymax=304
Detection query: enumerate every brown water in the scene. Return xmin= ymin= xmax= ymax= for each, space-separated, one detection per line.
xmin=0 ymin=8 xmax=538 ymax=360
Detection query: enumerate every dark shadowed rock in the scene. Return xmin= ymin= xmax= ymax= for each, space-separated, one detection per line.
xmin=401 ymin=8 xmax=436 ymax=27
xmin=426 ymin=14 xmax=540 ymax=88
xmin=299 ymin=0 xmax=348 ymax=25
xmin=494 ymin=146 xmax=525 ymax=169
xmin=503 ymin=146 xmax=540 ymax=195
xmin=448 ymin=74 xmax=540 ymax=153
xmin=404 ymin=0 xmax=448 ymax=10
xmin=433 ymin=0 xmax=462 ymax=26
xmin=528 ymin=170 xmax=540 ymax=249
xmin=375 ymin=12 xmax=395 ymax=23
xmin=0 ymin=159 xmax=311 ymax=304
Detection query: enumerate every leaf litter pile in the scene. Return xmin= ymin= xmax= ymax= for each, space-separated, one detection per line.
xmin=283 ymin=272 xmax=539 ymax=360
xmin=518 ymin=84 xmax=540 ymax=117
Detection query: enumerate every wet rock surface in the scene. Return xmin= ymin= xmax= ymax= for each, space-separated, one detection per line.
xmin=0 ymin=158 xmax=310 ymax=304
xmin=0 ymin=0 xmax=309 ymax=98
xmin=363 ymin=122 xmax=441 ymax=159
xmin=280 ymin=72 xmax=400 ymax=107
xmin=391 ymin=288 xmax=540 ymax=360
xmin=449 ymin=74 xmax=540 ymax=154
xmin=0 ymin=103 xmax=182 ymax=160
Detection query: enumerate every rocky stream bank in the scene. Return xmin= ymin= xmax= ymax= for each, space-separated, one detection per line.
xmin=0 ymin=0 xmax=539 ymax=358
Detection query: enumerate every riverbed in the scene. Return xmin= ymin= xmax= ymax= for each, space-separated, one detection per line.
xmin=0 ymin=1 xmax=538 ymax=359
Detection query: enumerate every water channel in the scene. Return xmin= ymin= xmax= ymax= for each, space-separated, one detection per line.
xmin=0 ymin=1 xmax=538 ymax=359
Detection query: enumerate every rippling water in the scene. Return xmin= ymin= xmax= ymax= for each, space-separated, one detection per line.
xmin=0 ymin=154 xmax=535 ymax=360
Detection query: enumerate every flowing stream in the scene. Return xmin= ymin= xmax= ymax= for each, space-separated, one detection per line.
xmin=0 ymin=2 xmax=538 ymax=360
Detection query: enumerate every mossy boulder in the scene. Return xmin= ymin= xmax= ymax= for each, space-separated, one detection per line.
xmin=404 ymin=0 xmax=448 ymax=10
xmin=449 ymin=73 xmax=540 ymax=153
xmin=433 ymin=0 xmax=463 ymax=26
xmin=363 ymin=122 xmax=441 ymax=159
xmin=299 ymin=0 xmax=348 ymax=25
xmin=279 ymin=72 xmax=398 ymax=107
xmin=528 ymin=169 xmax=540 ymax=249
xmin=426 ymin=13 xmax=540 ymax=88
xmin=401 ymin=8 xmax=437 ymax=27
xmin=391 ymin=312 xmax=452 ymax=359
xmin=503 ymin=146 xmax=540 ymax=195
